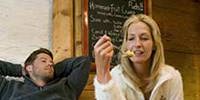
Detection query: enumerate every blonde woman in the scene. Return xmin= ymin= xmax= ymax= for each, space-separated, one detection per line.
xmin=93 ymin=14 xmax=183 ymax=100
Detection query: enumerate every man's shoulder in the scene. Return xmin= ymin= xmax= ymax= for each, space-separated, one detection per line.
xmin=55 ymin=56 xmax=91 ymax=66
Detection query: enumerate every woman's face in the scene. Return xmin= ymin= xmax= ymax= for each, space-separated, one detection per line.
xmin=126 ymin=21 xmax=153 ymax=64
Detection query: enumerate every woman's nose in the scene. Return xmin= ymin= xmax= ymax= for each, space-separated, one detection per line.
xmin=134 ymin=38 xmax=142 ymax=48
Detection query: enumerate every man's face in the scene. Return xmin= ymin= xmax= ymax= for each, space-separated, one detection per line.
xmin=28 ymin=53 xmax=54 ymax=82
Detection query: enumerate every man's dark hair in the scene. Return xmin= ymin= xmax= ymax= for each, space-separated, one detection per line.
xmin=24 ymin=48 xmax=53 ymax=72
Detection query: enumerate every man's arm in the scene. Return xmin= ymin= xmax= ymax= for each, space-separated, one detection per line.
xmin=0 ymin=60 xmax=23 ymax=95
xmin=0 ymin=60 xmax=23 ymax=77
xmin=54 ymin=56 xmax=91 ymax=97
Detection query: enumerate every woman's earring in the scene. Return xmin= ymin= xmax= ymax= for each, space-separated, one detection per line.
xmin=153 ymin=46 xmax=156 ymax=51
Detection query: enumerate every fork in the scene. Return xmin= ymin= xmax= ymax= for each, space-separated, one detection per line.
xmin=113 ymin=45 xmax=134 ymax=57
xmin=113 ymin=45 xmax=124 ymax=54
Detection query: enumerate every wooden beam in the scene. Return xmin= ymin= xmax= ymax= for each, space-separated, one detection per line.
xmin=52 ymin=0 xmax=74 ymax=63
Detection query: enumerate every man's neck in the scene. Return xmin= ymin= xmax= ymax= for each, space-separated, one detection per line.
xmin=31 ymin=77 xmax=47 ymax=87
xmin=34 ymin=80 xmax=46 ymax=87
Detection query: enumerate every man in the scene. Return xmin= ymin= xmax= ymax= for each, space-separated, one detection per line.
xmin=0 ymin=48 xmax=91 ymax=100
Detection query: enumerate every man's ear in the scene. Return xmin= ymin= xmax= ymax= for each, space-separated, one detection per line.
xmin=25 ymin=65 xmax=33 ymax=73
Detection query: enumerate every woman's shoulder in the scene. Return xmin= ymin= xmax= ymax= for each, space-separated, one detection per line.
xmin=161 ymin=65 xmax=181 ymax=74
xmin=154 ymin=65 xmax=183 ymax=99
xmin=159 ymin=64 xmax=182 ymax=80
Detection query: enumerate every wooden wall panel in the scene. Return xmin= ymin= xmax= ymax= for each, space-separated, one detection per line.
xmin=164 ymin=51 xmax=200 ymax=100
xmin=74 ymin=0 xmax=83 ymax=56
xmin=152 ymin=0 xmax=200 ymax=54
xmin=152 ymin=0 xmax=200 ymax=99
xmin=52 ymin=0 xmax=74 ymax=63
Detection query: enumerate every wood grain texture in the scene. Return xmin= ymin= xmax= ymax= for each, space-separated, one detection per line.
xmin=152 ymin=0 xmax=200 ymax=54
xmin=52 ymin=0 xmax=74 ymax=63
xmin=164 ymin=51 xmax=200 ymax=100
xmin=74 ymin=0 xmax=84 ymax=56
xmin=152 ymin=0 xmax=200 ymax=99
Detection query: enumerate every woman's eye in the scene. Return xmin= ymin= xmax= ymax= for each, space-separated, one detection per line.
xmin=141 ymin=37 xmax=149 ymax=40
xmin=128 ymin=37 xmax=135 ymax=41
xmin=141 ymin=35 xmax=151 ymax=40
xmin=42 ymin=60 xmax=47 ymax=63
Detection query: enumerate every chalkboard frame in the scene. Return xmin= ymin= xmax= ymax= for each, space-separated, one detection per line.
xmin=82 ymin=0 xmax=151 ymax=69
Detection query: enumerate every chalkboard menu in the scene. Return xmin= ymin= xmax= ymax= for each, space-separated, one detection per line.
xmin=85 ymin=0 xmax=147 ymax=66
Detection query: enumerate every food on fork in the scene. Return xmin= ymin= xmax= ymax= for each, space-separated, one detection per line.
xmin=125 ymin=50 xmax=135 ymax=57
xmin=113 ymin=45 xmax=134 ymax=57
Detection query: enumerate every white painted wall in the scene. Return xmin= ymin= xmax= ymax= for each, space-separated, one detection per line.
xmin=0 ymin=0 xmax=53 ymax=64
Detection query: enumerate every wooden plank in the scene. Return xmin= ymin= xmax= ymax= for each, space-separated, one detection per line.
xmin=52 ymin=0 xmax=74 ymax=63
xmin=74 ymin=0 xmax=83 ymax=56
xmin=152 ymin=0 xmax=200 ymax=99
xmin=164 ymin=51 xmax=200 ymax=100
xmin=152 ymin=0 xmax=200 ymax=54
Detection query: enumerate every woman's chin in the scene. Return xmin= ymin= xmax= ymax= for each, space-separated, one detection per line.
xmin=130 ymin=58 xmax=146 ymax=64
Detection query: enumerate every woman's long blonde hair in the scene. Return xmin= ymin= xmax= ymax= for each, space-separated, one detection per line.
xmin=120 ymin=14 xmax=165 ymax=93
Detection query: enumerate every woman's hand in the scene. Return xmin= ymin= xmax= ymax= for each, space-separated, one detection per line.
xmin=94 ymin=35 xmax=113 ymax=84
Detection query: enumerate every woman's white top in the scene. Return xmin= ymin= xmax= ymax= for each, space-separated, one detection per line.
xmin=94 ymin=64 xmax=184 ymax=100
